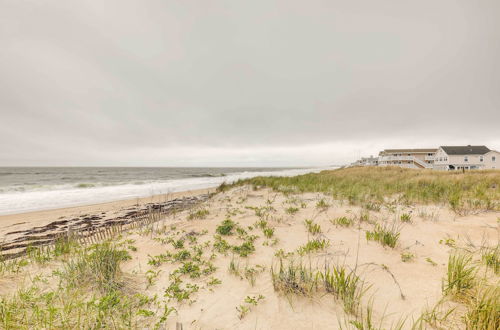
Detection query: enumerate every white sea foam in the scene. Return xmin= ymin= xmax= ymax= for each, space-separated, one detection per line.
xmin=0 ymin=167 xmax=335 ymax=215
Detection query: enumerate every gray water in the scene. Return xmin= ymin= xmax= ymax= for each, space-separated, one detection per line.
xmin=0 ymin=166 xmax=332 ymax=214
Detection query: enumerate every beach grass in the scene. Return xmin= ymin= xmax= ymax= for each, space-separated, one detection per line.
xmin=232 ymin=167 xmax=500 ymax=213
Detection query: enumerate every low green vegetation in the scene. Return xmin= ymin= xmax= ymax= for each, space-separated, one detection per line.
xmin=188 ymin=208 xmax=210 ymax=220
xmin=236 ymin=295 xmax=265 ymax=319
xmin=316 ymin=198 xmax=330 ymax=210
xmin=216 ymin=218 xmax=237 ymax=235
xmin=400 ymin=213 xmax=412 ymax=223
xmin=331 ymin=216 xmax=354 ymax=227
xmin=285 ymin=207 xmax=299 ymax=215
xmin=481 ymin=245 xmax=499 ymax=274
xmin=297 ymin=239 xmax=329 ymax=255
xmin=365 ymin=222 xmax=401 ymax=248
xmin=304 ymin=219 xmax=321 ymax=235
xmin=426 ymin=257 xmax=437 ymax=266
xmin=400 ymin=251 xmax=415 ymax=262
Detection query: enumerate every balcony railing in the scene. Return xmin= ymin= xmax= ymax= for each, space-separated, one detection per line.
xmin=379 ymin=156 xmax=415 ymax=161
xmin=378 ymin=155 xmax=433 ymax=169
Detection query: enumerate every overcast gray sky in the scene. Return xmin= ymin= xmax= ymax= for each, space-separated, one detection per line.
xmin=1 ymin=0 xmax=499 ymax=167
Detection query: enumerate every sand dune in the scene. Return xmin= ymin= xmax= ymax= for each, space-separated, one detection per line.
xmin=1 ymin=182 xmax=497 ymax=329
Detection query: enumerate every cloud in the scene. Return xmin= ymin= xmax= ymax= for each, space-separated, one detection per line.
xmin=1 ymin=0 xmax=499 ymax=166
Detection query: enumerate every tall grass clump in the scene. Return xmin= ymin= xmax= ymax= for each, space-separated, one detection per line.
xmin=271 ymin=259 xmax=318 ymax=295
xmin=365 ymin=222 xmax=401 ymax=248
xmin=63 ymin=242 xmax=131 ymax=292
xmin=319 ymin=265 xmax=368 ymax=315
xmin=271 ymin=259 xmax=367 ymax=315
xmin=442 ymin=252 xmax=475 ymax=297
xmin=481 ymin=245 xmax=499 ymax=274
xmin=465 ymin=285 xmax=499 ymax=330
xmin=0 ymin=242 xmax=167 ymax=329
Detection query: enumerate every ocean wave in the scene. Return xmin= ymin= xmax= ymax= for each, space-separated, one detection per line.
xmin=0 ymin=167 xmax=337 ymax=215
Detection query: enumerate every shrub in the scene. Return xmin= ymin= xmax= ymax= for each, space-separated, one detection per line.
xmin=216 ymin=219 xmax=236 ymax=235
xmin=213 ymin=235 xmax=231 ymax=253
xmin=232 ymin=241 xmax=255 ymax=257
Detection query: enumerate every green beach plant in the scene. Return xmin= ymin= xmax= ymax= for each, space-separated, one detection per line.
xmin=442 ymin=252 xmax=475 ymax=297
xmin=365 ymin=222 xmax=401 ymax=248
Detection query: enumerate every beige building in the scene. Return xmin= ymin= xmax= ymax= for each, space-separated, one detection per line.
xmin=378 ymin=148 xmax=436 ymax=169
xmin=433 ymin=145 xmax=499 ymax=170
xmin=351 ymin=156 xmax=378 ymax=167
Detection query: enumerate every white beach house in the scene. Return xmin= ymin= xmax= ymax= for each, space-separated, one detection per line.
xmin=378 ymin=148 xmax=436 ymax=169
xmin=433 ymin=145 xmax=499 ymax=170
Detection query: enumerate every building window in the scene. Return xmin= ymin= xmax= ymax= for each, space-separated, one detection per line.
xmin=493 ymin=156 xmax=496 ymax=162
xmin=464 ymin=156 xmax=468 ymax=162
xmin=444 ymin=157 xmax=448 ymax=161
xmin=480 ymin=156 xmax=483 ymax=162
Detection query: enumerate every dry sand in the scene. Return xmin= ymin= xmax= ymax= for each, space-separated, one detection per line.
xmin=0 ymin=188 xmax=214 ymax=237
xmin=1 ymin=185 xmax=498 ymax=329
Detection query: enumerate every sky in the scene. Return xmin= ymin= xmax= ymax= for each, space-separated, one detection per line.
xmin=1 ymin=0 xmax=499 ymax=167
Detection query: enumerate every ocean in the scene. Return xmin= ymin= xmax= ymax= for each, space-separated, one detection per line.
xmin=0 ymin=166 xmax=333 ymax=215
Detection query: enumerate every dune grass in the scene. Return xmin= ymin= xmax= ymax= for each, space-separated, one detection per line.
xmin=442 ymin=252 xmax=476 ymax=297
xmin=464 ymin=285 xmax=499 ymax=330
xmin=233 ymin=167 xmax=500 ymax=213
xmin=271 ymin=259 xmax=367 ymax=315
xmin=0 ymin=241 xmax=168 ymax=329
xmin=481 ymin=245 xmax=499 ymax=274
xmin=331 ymin=216 xmax=354 ymax=227
xmin=365 ymin=222 xmax=401 ymax=248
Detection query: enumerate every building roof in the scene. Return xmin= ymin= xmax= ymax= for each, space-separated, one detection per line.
xmin=380 ymin=148 xmax=437 ymax=154
xmin=440 ymin=145 xmax=490 ymax=155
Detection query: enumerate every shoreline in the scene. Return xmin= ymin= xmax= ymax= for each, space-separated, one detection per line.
xmin=0 ymin=166 xmax=333 ymax=216
xmin=0 ymin=188 xmax=215 ymax=256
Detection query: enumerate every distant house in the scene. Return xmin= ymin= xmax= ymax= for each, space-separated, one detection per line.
xmin=378 ymin=148 xmax=436 ymax=169
xmin=351 ymin=156 xmax=378 ymax=167
xmin=433 ymin=145 xmax=499 ymax=170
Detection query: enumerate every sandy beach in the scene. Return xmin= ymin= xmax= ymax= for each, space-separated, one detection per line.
xmin=0 ymin=188 xmax=215 ymax=259
xmin=1 ymin=170 xmax=498 ymax=328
